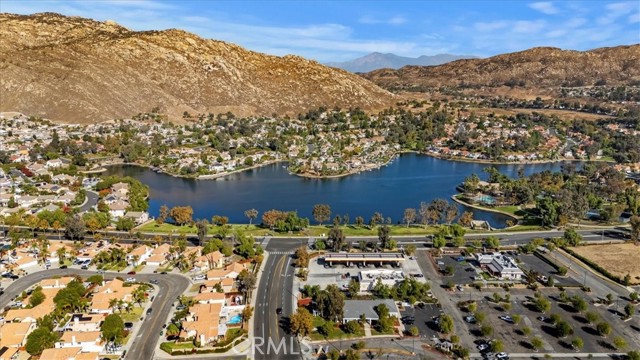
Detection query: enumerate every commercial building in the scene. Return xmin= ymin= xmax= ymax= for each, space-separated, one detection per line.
xmin=475 ymin=252 xmax=524 ymax=280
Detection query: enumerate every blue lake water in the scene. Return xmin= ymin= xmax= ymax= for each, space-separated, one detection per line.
xmin=105 ymin=154 xmax=578 ymax=228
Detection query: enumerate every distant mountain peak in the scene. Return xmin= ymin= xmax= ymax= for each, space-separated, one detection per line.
xmin=326 ymin=52 xmax=477 ymax=73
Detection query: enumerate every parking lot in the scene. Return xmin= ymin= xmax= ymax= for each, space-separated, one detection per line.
xmin=456 ymin=287 xmax=640 ymax=355
xmin=515 ymin=253 xmax=580 ymax=287
xmin=435 ymin=253 xmax=481 ymax=285
xmin=400 ymin=303 xmax=442 ymax=337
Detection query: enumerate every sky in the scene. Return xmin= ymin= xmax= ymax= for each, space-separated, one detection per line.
xmin=2 ymin=0 xmax=639 ymax=62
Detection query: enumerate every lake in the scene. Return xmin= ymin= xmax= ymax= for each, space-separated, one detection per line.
xmin=104 ymin=154 xmax=578 ymax=228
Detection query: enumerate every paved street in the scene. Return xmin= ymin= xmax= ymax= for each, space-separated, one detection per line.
xmin=0 ymin=269 xmax=189 ymax=360
xmin=254 ymin=238 xmax=306 ymax=360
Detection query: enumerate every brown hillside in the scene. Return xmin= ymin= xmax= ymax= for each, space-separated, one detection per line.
xmin=363 ymin=46 xmax=640 ymax=91
xmin=0 ymin=12 xmax=394 ymax=123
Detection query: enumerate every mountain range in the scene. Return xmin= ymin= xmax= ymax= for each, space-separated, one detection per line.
xmin=325 ymin=52 xmax=475 ymax=73
xmin=363 ymin=45 xmax=640 ymax=90
xmin=0 ymin=13 xmax=394 ymax=123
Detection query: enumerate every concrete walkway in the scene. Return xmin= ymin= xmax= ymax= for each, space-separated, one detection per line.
xmin=363 ymin=323 xmax=372 ymax=337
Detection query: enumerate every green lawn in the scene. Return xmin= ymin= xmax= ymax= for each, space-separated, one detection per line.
xmin=120 ymin=307 xmax=143 ymax=322
xmin=136 ymin=222 xmax=439 ymax=237
xmin=308 ymin=316 xmax=363 ymax=341
xmin=494 ymin=206 xmax=520 ymax=215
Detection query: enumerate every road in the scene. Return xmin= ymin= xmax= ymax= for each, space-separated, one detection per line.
xmin=254 ymin=238 xmax=307 ymax=360
xmin=0 ymin=269 xmax=189 ymax=360
xmin=77 ymin=190 xmax=99 ymax=213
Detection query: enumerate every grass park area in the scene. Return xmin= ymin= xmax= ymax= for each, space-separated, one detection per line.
xmin=571 ymin=243 xmax=640 ymax=282
xmin=135 ymin=222 xmax=441 ymax=237
xmin=120 ymin=307 xmax=143 ymax=322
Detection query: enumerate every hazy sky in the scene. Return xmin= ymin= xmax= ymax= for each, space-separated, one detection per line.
xmin=3 ymin=0 xmax=639 ymax=62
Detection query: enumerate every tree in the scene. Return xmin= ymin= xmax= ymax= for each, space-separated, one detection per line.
xmin=485 ymin=236 xmax=500 ymax=249
xmin=169 ymin=206 xmax=193 ymax=226
xmin=480 ymin=324 xmax=493 ymax=337
xmin=409 ymin=325 xmax=419 ymax=336
xmin=624 ymin=303 xmax=635 ymax=318
xmin=613 ymin=336 xmax=627 ymax=350
xmin=403 ymin=208 xmax=416 ymax=227
xmin=56 ymin=247 xmax=67 ymax=264
xmin=405 ymin=244 xmax=417 ymax=256
xmin=627 ymin=350 xmax=640 ymax=360
xmin=157 ymin=204 xmax=169 ymax=224
xmin=530 ymin=337 xmax=543 ymax=352
xmin=241 ymin=305 xmax=253 ymax=329
xmin=438 ymin=314 xmax=454 ymax=334
xmin=64 ymin=215 xmax=85 ymax=240
xmin=571 ymin=337 xmax=584 ymax=351
xmin=596 ymin=321 xmax=611 ymax=337
xmin=25 ymin=327 xmax=58 ymax=355
xmin=294 ymin=246 xmax=310 ymax=268
xmin=237 ymin=269 xmax=257 ymax=299
xmin=328 ymin=227 xmax=345 ymax=252
xmin=312 ymin=204 xmax=331 ymax=225
xmin=490 ymin=339 xmax=504 ymax=352
xmin=458 ymin=211 xmax=474 ymax=227
xmin=419 ymin=201 xmax=429 ymax=228
xmin=555 ymin=320 xmax=572 ymax=337
xmin=29 ymin=287 xmax=46 ymax=307
xmin=564 ymin=227 xmax=582 ymax=246
xmin=585 ymin=311 xmax=600 ymax=324
xmin=631 ymin=215 xmax=640 ymax=243
xmin=244 ymin=209 xmax=258 ymax=225
xmin=289 ymin=307 xmax=313 ymax=337
xmin=378 ymin=225 xmax=391 ymax=249
xmin=101 ymin=314 xmax=124 ymax=345
xmin=445 ymin=203 xmax=458 ymax=224
xmin=115 ymin=217 xmax=135 ymax=232
xmin=52 ymin=220 xmax=62 ymax=240
xmin=348 ymin=278 xmax=360 ymax=298
xmin=196 ymin=219 xmax=209 ymax=245
xmin=355 ymin=216 xmax=364 ymax=227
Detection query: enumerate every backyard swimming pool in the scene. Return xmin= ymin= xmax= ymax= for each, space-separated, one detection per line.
xmin=227 ymin=314 xmax=242 ymax=325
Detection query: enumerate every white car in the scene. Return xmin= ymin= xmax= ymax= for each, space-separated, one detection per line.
xmin=126 ymin=277 xmax=136 ymax=282
xmin=496 ymin=352 xmax=509 ymax=360
xmin=477 ymin=343 xmax=489 ymax=351
xmin=192 ymin=274 xmax=206 ymax=281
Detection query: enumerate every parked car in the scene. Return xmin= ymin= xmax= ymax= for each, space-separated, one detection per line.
xmin=149 ymin=279 xmax=159 ymax=285
xmin=126 ymin=277 xmax=136 ymax=282
xmin=499 ymin=315 xmax=514 ymax=323
xmin=59 ymin=265 xmax=68 ymax=269
xmin=192 ymin=274 xmax=206 ymax=281
xmin=124 ymin=322 xmax=134 ymax=330
xmin=176 ymin=305 xmax=186 ymax=311
xmin=276 ymin=308 xmax=283 ymax=315
xmin=81 ymin=265 xmax=89 ymax=270
xmin=477 ymin=343 xmax=489 ymax=351
xmin=496 ymin=352 xmax=509 ymax=360
xmin=128 ymin=271 xmax=136 ymax=275
xmin=464 ymin=316 xmax=476 ymax=323
xmin=146 ymin=308 xmax=153 ymax=315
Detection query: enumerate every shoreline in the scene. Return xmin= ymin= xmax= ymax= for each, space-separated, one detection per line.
xmin=100 ymin=151 xmax=602 ymax=182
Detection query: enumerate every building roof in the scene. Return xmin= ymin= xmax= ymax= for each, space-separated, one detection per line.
xmin=60 ymin=331 xmax=101 ymax=344
xmin=343 ymin=299 xmax=399 ymax=321
xmin=40 ymin=347 xmax=83 ymax=360
xmin=0 ymin=322 xmax=32 ymax=347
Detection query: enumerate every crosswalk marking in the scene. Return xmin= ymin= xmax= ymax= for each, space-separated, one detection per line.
xmin=267 ymin=251 xmax=294 ymax=255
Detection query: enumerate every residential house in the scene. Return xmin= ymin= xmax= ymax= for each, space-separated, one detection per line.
xmin=179 ymin=303 xmax=227 ymax=346
xmin=55 ymin=331 xmax=103 ymax=353
xmin=0 ymin=322 xmax=35 ymax=348
xmin=46 ymin=159 xmax=64 ymax=168
xmin=40 ymin=347 xmax=100 ymax=360
xmin=126 ymin=245 xmax=153 ymax=266
xmin=124 ymin=211 xmax=149 ymax=225
xmin=193 ymin=251 xmax=226 ymax=272
xmin=64 ymin=314 xmax=104 ymax=332
xmin=90 ymin=279 xmax=139 ymax=314
xmin=107 ymin=201 xmax=128 ymax=219
xmin=206 ymin=262 xmax=247 ymax=281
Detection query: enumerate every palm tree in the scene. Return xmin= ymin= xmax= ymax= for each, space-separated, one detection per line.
xmin=109 ymin=298 xmax=119 ymax=313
